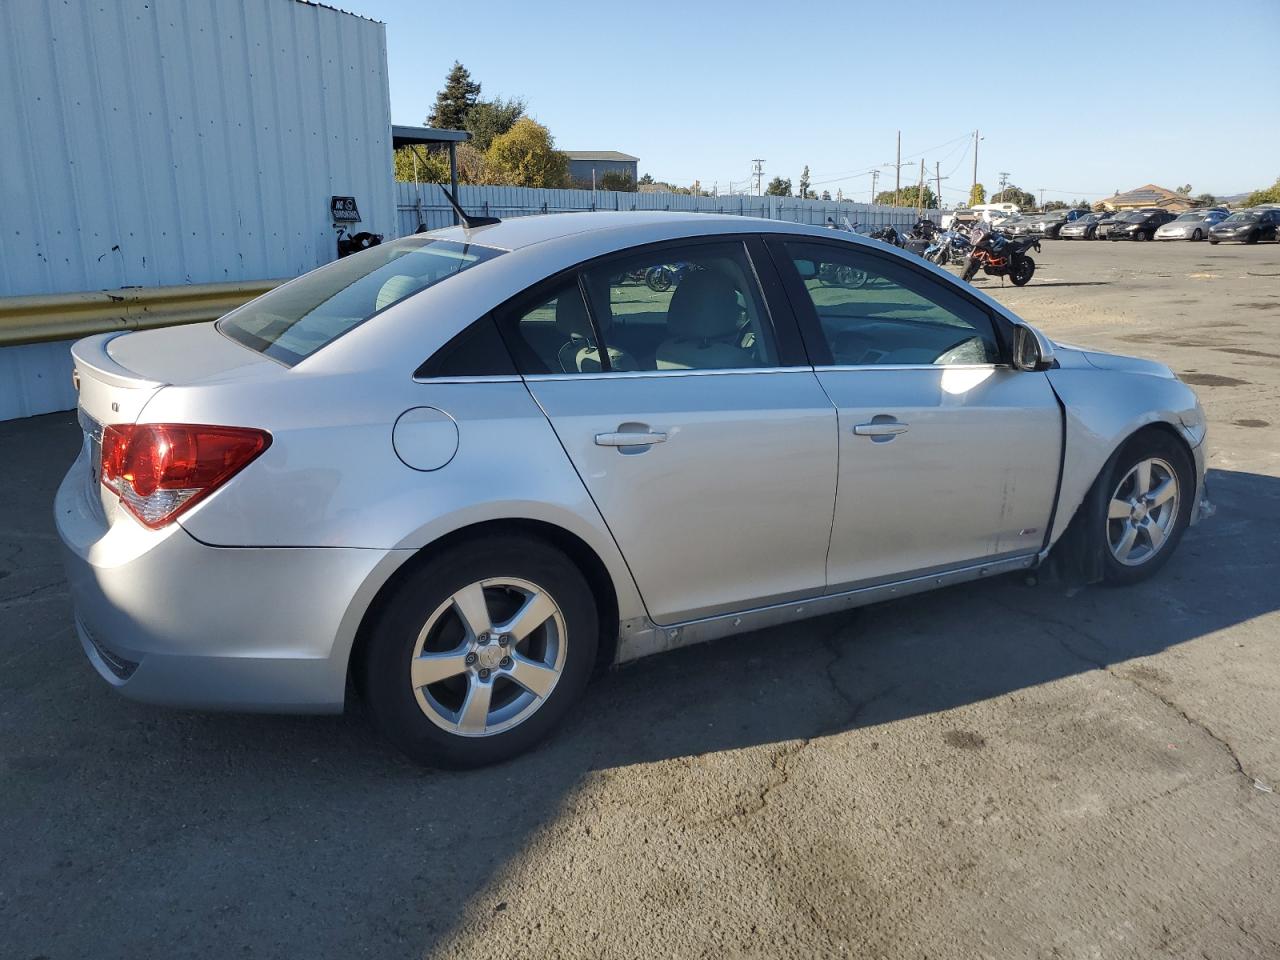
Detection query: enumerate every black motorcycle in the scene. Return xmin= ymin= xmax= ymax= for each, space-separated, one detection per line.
xmin=960 ymin=228 xmax=1040 ymax=286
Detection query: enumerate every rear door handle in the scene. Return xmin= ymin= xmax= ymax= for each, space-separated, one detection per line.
xmin=595 ymin=430 xmax=668 ymax=447
xmin=853 ymin=420 xmax=909 ymax=439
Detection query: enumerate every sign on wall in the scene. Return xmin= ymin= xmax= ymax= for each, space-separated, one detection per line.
xmin=330 ymin=196 xmax=361 ymax=223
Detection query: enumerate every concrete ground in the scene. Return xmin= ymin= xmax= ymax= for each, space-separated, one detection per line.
xmin=2 ymin=238 xmax=1278 ymax=960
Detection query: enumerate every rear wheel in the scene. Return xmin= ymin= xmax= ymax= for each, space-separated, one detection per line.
xmin=1209 ymin=238 xmax=1219 ymax=245
xmin=1191 ymin=229 xmax=1203 ymax=241
xmin=359 ymin=535 xmax=598 ymax=767
xmin=1134 ymin=229 xmax=1148 ymax=241
xmin=1246 ymin=230 xmax=1260 ymax=245
xmin=1099 ymin=432 xmax=1194 ymax=586
xmin=1010 ymin=255 xmax=1035 ymax=286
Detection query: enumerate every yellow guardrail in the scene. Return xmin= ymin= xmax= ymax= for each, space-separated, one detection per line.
xmin=0 ymin=279 xmax=291 ymax=347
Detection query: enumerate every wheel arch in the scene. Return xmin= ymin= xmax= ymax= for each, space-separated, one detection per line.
xmin=346 ymin=518 xmax=624 ymax=693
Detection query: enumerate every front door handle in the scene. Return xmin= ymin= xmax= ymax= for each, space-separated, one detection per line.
xmin=853 ymin=420 xmax=909 ymax=439
xmin=595 ymin=430 xmax=668 ymax=447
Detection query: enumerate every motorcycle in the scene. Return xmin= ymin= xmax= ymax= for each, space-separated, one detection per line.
xmin=960 ymin=227 xmax=1040 ymax=286
xmin=867 ymin=225 xmax=904 ymax=247
xmin=924 ymin=226 xmax=972 ymax=266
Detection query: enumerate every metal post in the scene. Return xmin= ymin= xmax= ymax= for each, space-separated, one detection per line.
xmin=448 ymin=143 xmax=460 ymax=225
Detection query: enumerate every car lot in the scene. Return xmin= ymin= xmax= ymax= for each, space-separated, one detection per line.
xmin=2 ymin=238 xmax=1278 ymax=959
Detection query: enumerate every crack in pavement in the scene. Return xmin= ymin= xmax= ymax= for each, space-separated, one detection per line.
xmin=701 ymin=621 xmax=902 ymax=826
xmin=0 ymin=580 xmax=68 ymax=608
xmin=999 ymin=598 xmax=1274 ymax=798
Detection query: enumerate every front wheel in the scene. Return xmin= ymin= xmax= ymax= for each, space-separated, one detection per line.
xmin=1191 ymin=229 xmax=1203 ymax=241
xmin=961 ymin=257 xmax=980 ymax=282
xmin=1209 ymin=238 xmax=1219 ymax=245
xmin=1135 ymin=229 xmax=1148 ymax=241
xmin=1246 ymin=231 xmax=1260 ymax=245
xmin=1099 ymin=433 xmax=1194 ymax=585
xmin=1010 ymin=255 xmax=1035 ymax=286
xmin=359 ymin=535 xmax=599 ymax=768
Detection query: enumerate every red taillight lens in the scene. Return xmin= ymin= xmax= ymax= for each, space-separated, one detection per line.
xmin=100 ymin=423 xmax=271 ymax=529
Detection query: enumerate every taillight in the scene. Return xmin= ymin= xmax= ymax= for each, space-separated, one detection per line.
xmin=100 ymin=423 xmax=271 ymax=529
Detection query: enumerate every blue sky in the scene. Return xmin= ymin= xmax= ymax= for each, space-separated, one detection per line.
xmin=352 ymin=0 xmax=1280 ymax=202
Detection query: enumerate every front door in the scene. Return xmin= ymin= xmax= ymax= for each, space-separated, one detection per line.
xmin=771 ymin=238 xmax=1061 ymax=589
xmin=500 ymin=239 xmax=838 ymax=625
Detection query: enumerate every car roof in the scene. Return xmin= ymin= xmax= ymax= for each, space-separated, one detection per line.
xmin=425 ymin=210 xmax=766 ymax=252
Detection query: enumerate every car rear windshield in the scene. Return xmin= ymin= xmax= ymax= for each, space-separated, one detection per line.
xmin=1224 ymin=213 xmax=1258 ymax=222
xmin=218 ymin=237 xmax=505 ymax=365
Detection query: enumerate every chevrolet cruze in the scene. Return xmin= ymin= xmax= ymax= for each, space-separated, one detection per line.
xmin=56 ymin=211 xmax=1210 ymax=766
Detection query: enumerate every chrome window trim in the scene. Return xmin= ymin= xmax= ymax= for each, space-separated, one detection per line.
xmin=411 ymin=374 xmax=524 ymax=385
xmin=815 ymin=362 xmax=1010 ymax=373
xmin=520 ymin=366 xmax=803 ymax=383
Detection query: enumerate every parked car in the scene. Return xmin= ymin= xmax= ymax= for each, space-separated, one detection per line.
xmin=1059 ymin=212 xmax=1109 ymax=240
xmin=1094 ymin=212 xmax=1126 ymax=239
xmin=996 ymin=215 xmax=1029 ymax=235
xmin=1154 ymin=210 xmax=1229 ymax=241
xmin=1208 ymin=208 xmax=1280 ymax=244
xmin=1108 ymin=209 xmax=1177 ymax=241
xmin=1025 ymin=209 xmax=1090 ymax=239
xmin=56 ymin=211 xmax=1211 ymax=767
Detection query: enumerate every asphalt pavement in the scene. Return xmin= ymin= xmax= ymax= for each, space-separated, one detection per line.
xmin=2 ymin=238 xmax=1278 ymax=960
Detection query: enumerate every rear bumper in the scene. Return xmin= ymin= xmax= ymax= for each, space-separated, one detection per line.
xmin=55 ymin=450 xmax=410 ymax=713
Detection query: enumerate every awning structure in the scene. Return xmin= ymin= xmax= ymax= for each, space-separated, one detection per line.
xmin=392 ymin=125 xmax=471 ymax=223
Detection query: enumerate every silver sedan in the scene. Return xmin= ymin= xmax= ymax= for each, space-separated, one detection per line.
xmin=1155 ymin=209 xmax=1228 ymax=241
xmin=56 ymin=211 xmax=1211 ymax=766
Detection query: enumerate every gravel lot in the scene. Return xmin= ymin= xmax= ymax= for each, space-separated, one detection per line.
xmin=2 ymin=238 xmax=1278 ymax=960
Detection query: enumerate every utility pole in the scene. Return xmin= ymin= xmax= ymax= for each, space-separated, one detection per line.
xmin=935 ymin=162 xmax=949 ymax=211
xmin=870 ymin=169 xmax=880 ymax=205
xmin=896 ymin=131 xmax=902 ymax=205
xmin=752 ymin=159 xmax=765 ymax=196
xmin=972 ymin=129 xmax=980 ymax=193
xmin=917 ymin=158 xmax=926 ymax=214
xmin=998 ymin=171 xmax=1011 ymax=199
xmin=1039 ymin=188 xmax=1045 ymax=209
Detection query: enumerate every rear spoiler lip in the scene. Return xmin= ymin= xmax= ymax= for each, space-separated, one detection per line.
xmin=70 ymin=332 xmax=166 ymax=390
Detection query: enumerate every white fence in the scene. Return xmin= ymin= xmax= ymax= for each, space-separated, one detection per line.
xmin=395 ymin=182 xmax=940 ymax=236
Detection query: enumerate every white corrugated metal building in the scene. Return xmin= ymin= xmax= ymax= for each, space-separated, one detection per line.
xmin=0 ymin=0 xmax=395 ymax=419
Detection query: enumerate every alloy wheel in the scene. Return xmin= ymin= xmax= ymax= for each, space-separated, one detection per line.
xmin=409 ymin=577 xmax=567 ymax=737
xmin=1107 ymin=457 xmax=1180 ymax=567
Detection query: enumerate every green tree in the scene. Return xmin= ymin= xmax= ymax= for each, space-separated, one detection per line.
xmin=599 ymin=171 xmax=636 ymax=192
xmin=765 ymin=176 xmax=792 ymax=196
xmin=991 ymin=184 xmax=1037 ymax=210
xmin=485 ymin=117 xmax=569 ymax=188
xmin=1175 ymin=183 xmax=1192 ymax=195
xmin=821 ymin=189 xmax=831 ymax=201
xmin=638 ymin=173 xmax=655 ymax=185
xmin=464 ymin=96 xmax=525 ymax=151
xmin=1044 ymin=200 xmax=1067 ymax=211
xmin=875 ymin=185 xmax=937 ymax=209
xmin=1244 ymin=177 xmax=1280 ymax=206
xmin=798 ymin=165 xmax=813 ymax=199
xmin=427 ymin=61 xmax=481 ymax=130
xmin=1193 ymin=193 xmax=1217 ymax=207
xmin=969 ymin=182 xmax=986 ymax=206
xmin=393 ymin=145 xmax=449 ymax=183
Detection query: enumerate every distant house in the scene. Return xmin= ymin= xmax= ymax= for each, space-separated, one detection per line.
xmin=1097 ymin=184 xmax=1198 ymax=212
xmin=564 ymin=150 xmax=639 ymax=188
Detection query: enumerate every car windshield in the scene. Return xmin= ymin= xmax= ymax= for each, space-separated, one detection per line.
xmin=1174 ymin=213 xmax=1204 ymax=221
xmin=1224 ymin=212 xmax=1258 ymax=222
xmin=218 ymin=238 xmax=505 ymax=365
xmin=1118 ymin=212 xmax=1146 ymax=222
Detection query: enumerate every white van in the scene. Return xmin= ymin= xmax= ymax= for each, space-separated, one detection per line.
xmin=971 ymin=202 xmax=1020 ymax=225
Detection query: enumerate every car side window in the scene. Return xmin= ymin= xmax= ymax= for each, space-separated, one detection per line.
xmin=578 ymin=241 xmax=778 ymax=372
xmin=494 ymin=280 xmax=604 ymax=375
xmin=783 ymin=241 xmax=1002 ymax=367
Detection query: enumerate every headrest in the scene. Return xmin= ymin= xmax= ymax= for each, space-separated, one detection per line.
xmin=554 ymin=289 xmax=592 ymax=339
xmin=375 ymin=275 xmax=421 ymax=312
xmin=665 ymin=270 xmax=741 ymax=340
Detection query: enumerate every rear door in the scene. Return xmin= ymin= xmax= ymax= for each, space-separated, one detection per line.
xmin=769 ymin=238 xmax=1061 ymax=589
xmin=501 ymin=237 xmax=837 ymax=625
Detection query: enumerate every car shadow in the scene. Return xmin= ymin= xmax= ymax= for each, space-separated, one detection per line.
xmin=969 ymin=280 xmax=1111 ymax=288
xmin=2 ymin=412 xmax=1277 ymax=960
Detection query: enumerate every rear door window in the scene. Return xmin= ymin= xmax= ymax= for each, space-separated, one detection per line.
xmin=219 ymin=238 xmax=504 ymax=365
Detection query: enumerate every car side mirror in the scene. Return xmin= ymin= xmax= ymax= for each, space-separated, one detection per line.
xmin=1011 ymin=323 xmax=1054 ymax=371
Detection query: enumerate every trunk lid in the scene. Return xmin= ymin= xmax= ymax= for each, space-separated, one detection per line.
xmin=71 ymin=323 xmax=275 ymax=519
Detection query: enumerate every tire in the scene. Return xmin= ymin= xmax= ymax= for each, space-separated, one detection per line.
xmin=1246 ymin=231 xmax=1259 ymax=245
xmin=1209 ymin=238 xmax=1219 ymax=245
xmin=1135 ymin=229 xmax=1148 ymax=241
xmin=1010 ymin=255 xmax=1035 ymax=286
xmin=359 ymin=534 xmax=599 ymax=768
xmin=961 ymin=257 xmax=979 ymax=282
xmin=1098 ymin=431 xmax=1195 ymax=586
xmin=1191 ymin=229 xmax=1202 ymax=241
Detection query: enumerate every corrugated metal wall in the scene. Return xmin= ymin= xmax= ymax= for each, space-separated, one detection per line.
xmin=395 ymin=182 xmax=939 ymax=236
xmin=0 ymin=0 xmax=394 ymax=299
